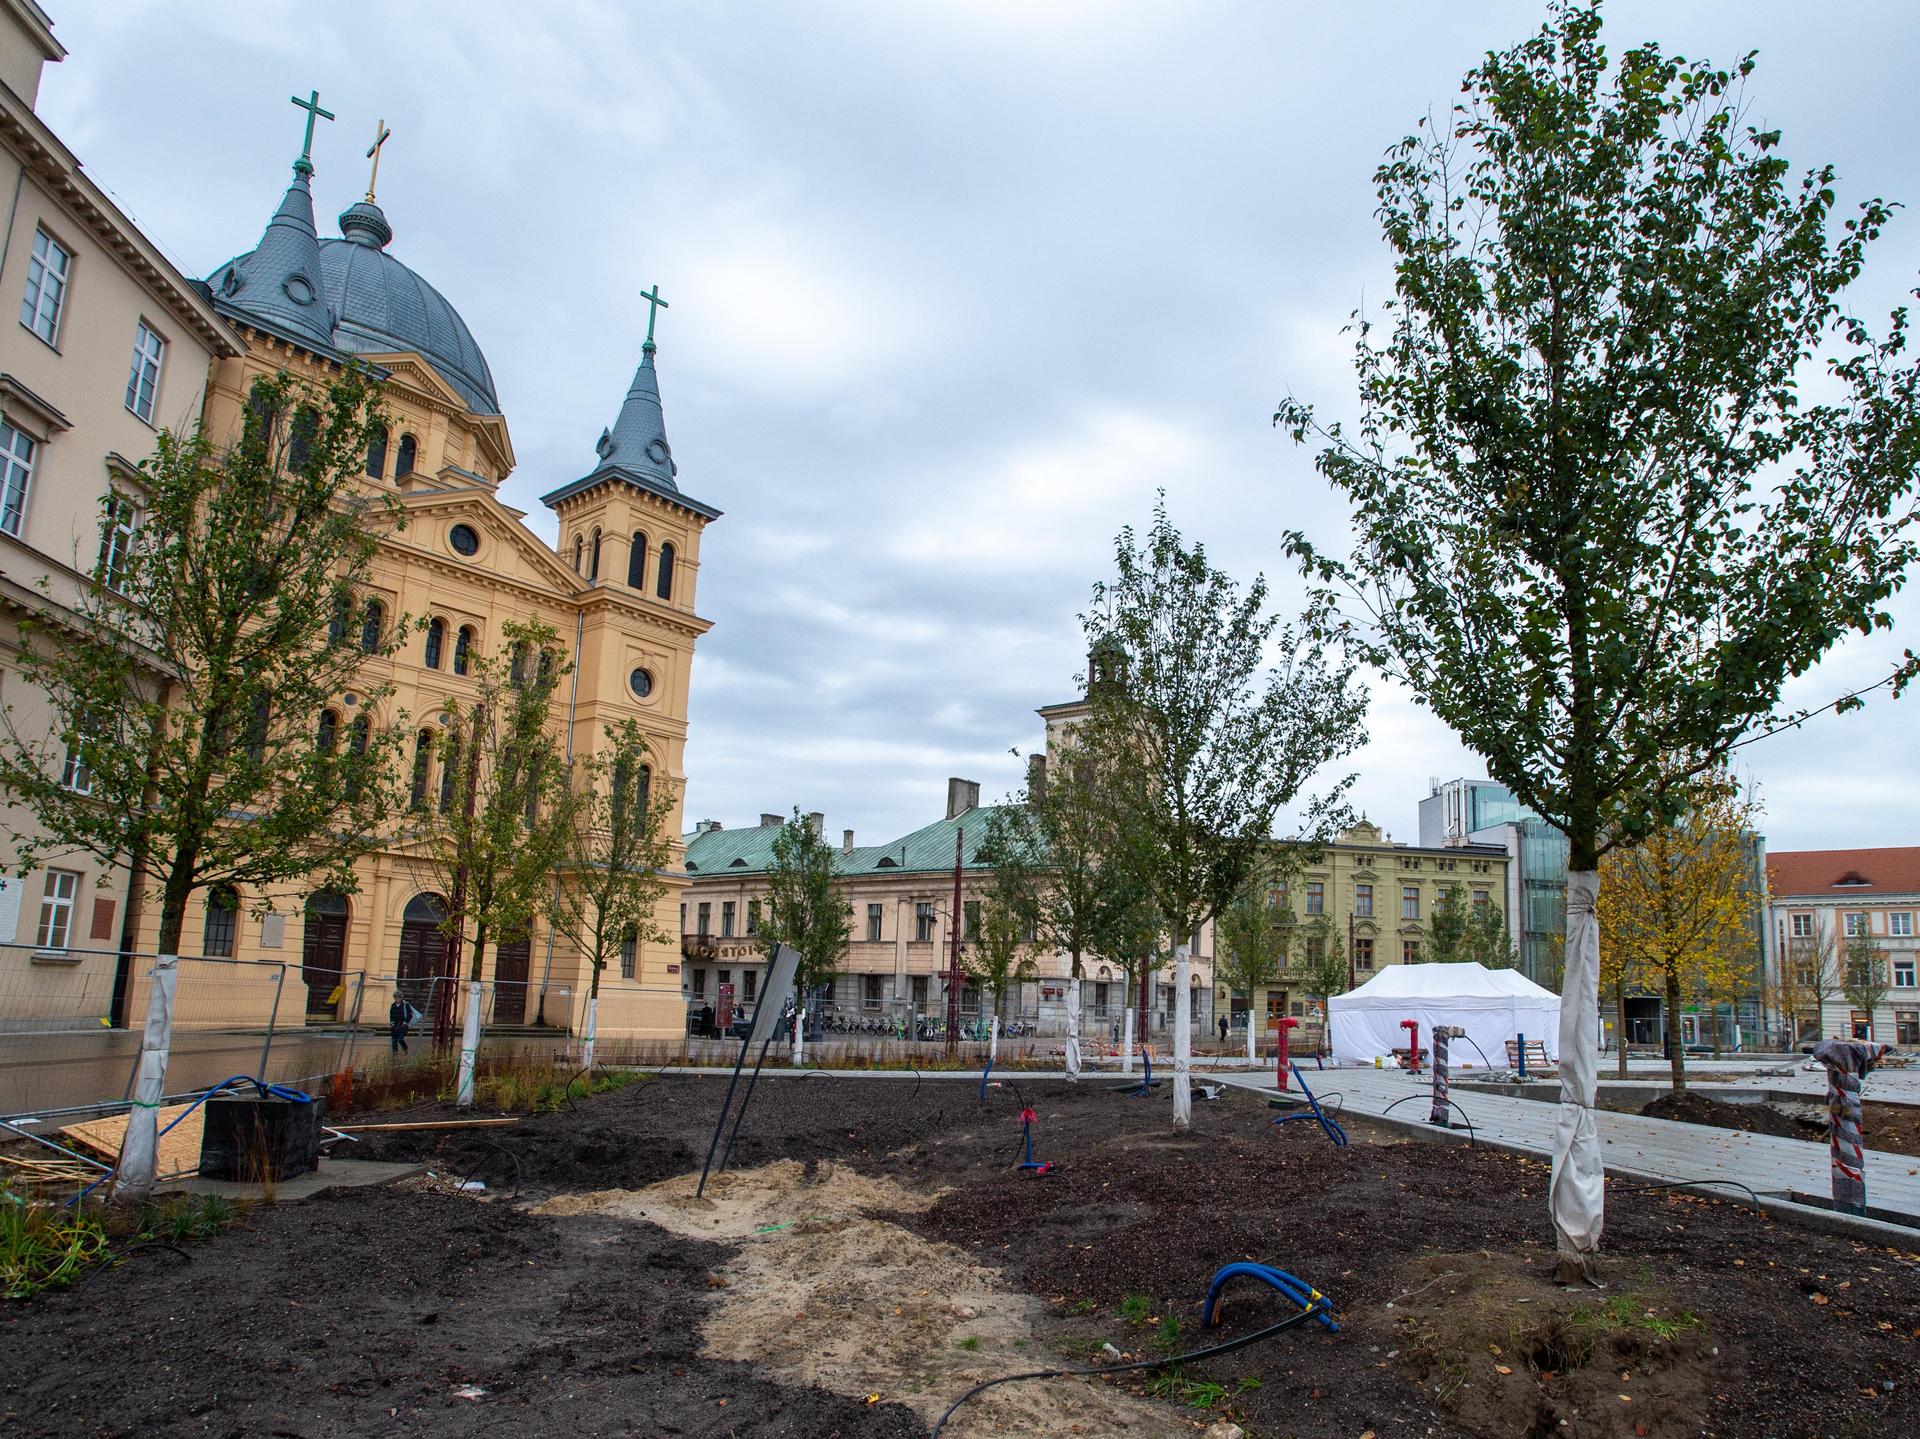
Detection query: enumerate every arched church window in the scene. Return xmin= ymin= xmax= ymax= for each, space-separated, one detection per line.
xmin=328 ymin=590 xmax=352 ymax=645
xmin=656 ymin=542 xmax=675 ymax=600
xmin=439 ymin=735 xmax=461 ymax=813
xmin=424 ymin=617 xmax=445 ymax=670
xmin=628 ymin=531 xmax=648 ymax=589
xmin=360 ymin=599 xmax=385 ymax=654
xmin=396 ymin=433 xmax=417 ymax=478
xmin=589 ymin=529 xmax=602 ymax=582
xmin=202 ymin=884 xmax=240 ymax=958
xmin=344 ymin=715 xmax=371 ymax=801
xmin=509 ymin=640 xmax=530 ymax=689
xmin=316 ymin=708 xmax=339 ymax=753
xmin=409 ymin=730 xmax=432 ymax=809
xmin=573 ymin=535 xmax=584 ymax=573
xmin=453 ymin=625 xmax=475 ymax=676
xmin=289 ymin=407 xmax=319 ymax=471
xmin=365 ymin=423 xmax=388 ymax=478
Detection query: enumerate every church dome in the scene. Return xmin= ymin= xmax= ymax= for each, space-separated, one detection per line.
xmin=317 ymin=201 xmax=499 ymax=415
xmin=208 ymin=183 xmax=500 ymax=416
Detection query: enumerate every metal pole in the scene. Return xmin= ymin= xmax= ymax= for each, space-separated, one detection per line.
xmin=258 ymin=963 xmax=285 ymax=1080
xmin=340 ymin=972 xmax=366 ymax=1074
xmin=945 ymin=826 xmax=963 ymax=1059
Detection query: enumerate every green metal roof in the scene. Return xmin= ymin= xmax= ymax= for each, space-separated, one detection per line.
xmin=683 ymin=805 xmax=1012 ymax=880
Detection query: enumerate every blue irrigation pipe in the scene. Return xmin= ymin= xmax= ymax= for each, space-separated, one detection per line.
xmin=1270 ymin=1062 xmax=1347 ymax=1147
xmin=69 ymin=1074 xmax=316 ymax=1206
xmin=978 ymin=1055 xmax=994 ymax=1105
xmin=1126 ymin=1048 xmax=1154 ymax=1097
xmin=1201 ymin=1262 xmax=1340 ymax=1333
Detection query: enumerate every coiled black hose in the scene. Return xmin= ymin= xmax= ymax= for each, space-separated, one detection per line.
xmin=928 ymin=1297 xmax=1332 ymax=1438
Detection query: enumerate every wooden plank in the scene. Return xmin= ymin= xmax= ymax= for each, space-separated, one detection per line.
xmin=60 ymin=1104 xmax=204 ymax=1179
xmin=332 ymin=1117 xmax=523 ymax=1133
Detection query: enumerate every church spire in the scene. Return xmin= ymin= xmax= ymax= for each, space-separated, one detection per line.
xmin=589 ymin=286 xmax=677 ymax=489
xmin=207 ymin=90 xmax=337 ymax=354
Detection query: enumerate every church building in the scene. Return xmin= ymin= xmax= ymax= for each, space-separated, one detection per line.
xmin=133 ymin=103 xmax=721 ymax=1041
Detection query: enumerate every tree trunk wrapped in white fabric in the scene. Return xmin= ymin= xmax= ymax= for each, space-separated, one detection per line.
xmin=115 ymin=954 xmax=178 ymax=1199
xmin=1551 ymin=873 xmax=1604 ymax=1284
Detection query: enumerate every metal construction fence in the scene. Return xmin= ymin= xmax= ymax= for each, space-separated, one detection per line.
xmin=0 ymin=943 xmax=583 ymax=1123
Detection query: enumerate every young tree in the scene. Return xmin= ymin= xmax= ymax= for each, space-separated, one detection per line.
xmin=550 ymin=720 xmax=677 ymax=1069
xmin=0 ymin=368 xmax=408 ymax=1195
xmin=1427 ymin=885 xmax=1474 ymax=965
xmin=1300 ymin=916 xmax=1350 ymax=1058
xmin=1762 ymin=936 xmax=1816 ymax=1051
xmin=1799 ymin=926 xmax=1847 ymax=1043
xmin=979 ymin=740 xmax=1153 ymax=1078
xmin=1213 ymin=853 xmax=1297 ymax=1058
xmin=762 ymin=809 xmax=852 ymax=1058
xmin=1469 ymin=901 xmax=1519 ymax=970
xmin=962 ymin=895 xmax=1037 ymax=1029
xmin=1278 ymin=1 xmax=1920 ymax=1279
xmin=420 ymin=620 xmax=579 ymax=1107
xmin=1842 ymin=928 xmax=1889 ymax=1041
xmin=1596 ymin=783 xmax=1759 ymax=1091
xmin=1080 ymin=497 xmax=1366 ymax=1130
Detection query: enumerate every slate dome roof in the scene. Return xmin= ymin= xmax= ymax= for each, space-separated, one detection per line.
xmin=208 ymin=173 xmax=500 ymax=416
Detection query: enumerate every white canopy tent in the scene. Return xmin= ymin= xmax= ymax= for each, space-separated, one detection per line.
xmin=1327 ymin=962 xmax=1559 ymax=1068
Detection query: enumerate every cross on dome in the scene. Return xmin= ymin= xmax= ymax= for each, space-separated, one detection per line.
xmin=289 ymin=89 xmax=334 ymax=174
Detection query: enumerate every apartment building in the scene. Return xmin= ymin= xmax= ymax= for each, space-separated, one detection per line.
xmin=1766 ymin=847 xmax=1920 ymax=1046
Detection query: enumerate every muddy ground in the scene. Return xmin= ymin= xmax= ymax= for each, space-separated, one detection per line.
xmin=1639 ymin=1089 xmax=1920 ymax=1158
xmin=3 ymin=1073 xmax=1917 ymax=1438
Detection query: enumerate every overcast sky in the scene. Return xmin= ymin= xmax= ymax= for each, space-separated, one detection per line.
xmin=36 ymin=1 xmax=1920 ymax=854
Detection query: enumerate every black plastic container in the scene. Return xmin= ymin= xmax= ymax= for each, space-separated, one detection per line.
xmin=198 ymin=1093 xmax=326 ymax=1181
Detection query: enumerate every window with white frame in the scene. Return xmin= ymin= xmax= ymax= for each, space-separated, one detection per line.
xmin=61 ymin=736 xmax=93 ymax=794
xmin=125 ymin=322 xmax=165 ymax=421
xmin=1402 ymin=886 xmax=1421 ymax=920
xmin=1 ymin=423 xmax=35 ymax=536
xmin=1895 ymin=957 xmax=1916 ymax=988
xmin=1844 ymin=912 xmax=1868 ymax=937
xmin=21 ymin=228 xmax=70 ymax=344
xmin=915 ymin=902 xmax=935 ymax=942
xmin=1305 ymin=881 xmax=1324 ymax=915
xmin=1891 ymin=912 xmax=1914 ymax=938
xmin=37 ymin=868 xmax=80 ymax=949
xmin=1790 ymin=912 xmax=1813 ymax=938
xmin=98 ymin=493 xmax=137 ymax=590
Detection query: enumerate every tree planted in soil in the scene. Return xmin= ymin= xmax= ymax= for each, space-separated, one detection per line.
xmin=551 ymin=720 xmax=677 ymax=1067
xmin=1213 ymin=852 xmax=1299 ymax=1045
xmin=962 ymin=896 xmax=1036 ymax=1027
xmin=1842 ymin=928 xmax=1889 ymax=1040
xmin=418 ymin=620 xmax=579 ymax=1106
xmin=1597 ymin=780 xmax=1761 ymax=1090
xmin=761 ymin=809 xmax=852 ymax=1031
xmin=1277 ymin=0 xmax=1920 ymax=1278
xmin=1079 ymin=497 xmax=1366 ymax=1128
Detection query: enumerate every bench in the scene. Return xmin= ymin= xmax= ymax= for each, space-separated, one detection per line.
xmin=1504 ymin=1039 xmax=1551 ymax=1072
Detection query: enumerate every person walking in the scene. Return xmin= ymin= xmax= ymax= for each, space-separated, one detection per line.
xmin=389 ymin=993 xmax=412 ymax=1055
xmin=698 ymin=1001 xmax=716 ymax=1038
xmin=1217 ymin=1012 xmax=1229 ymax=1045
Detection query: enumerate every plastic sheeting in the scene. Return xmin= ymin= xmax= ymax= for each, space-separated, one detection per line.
xmin=1327 ymin=961 xmax=1560 ymax=1069
xmin=115 ymin=953 xmax=179 ymax=1198
xmin=1171 ymin=944 xmax=1193 ymax=1129
xmin=1551 ymin=870 xmax=1605 ymax=1284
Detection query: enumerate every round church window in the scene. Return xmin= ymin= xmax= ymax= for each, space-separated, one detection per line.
xmin=449 ymin=524 xmax=480 ymax=557
xmin=629 ymin=668 xmax=654 ymax=699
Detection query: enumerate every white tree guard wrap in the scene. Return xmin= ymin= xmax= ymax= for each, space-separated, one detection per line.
xmin=1172 ymin=944 xmax=1192 ymax=1130
xmin=1065 ymin=977 xmax=1082 ymax=1081
xmin=1552 ymin=870 xmax=1605 ymax=1283
xmin=1430 ymin=1024 xmax=1465 ymax=1125
xmin=115 ymin=953 xmax=179 ymax=1199
xmin=1247 ymin=1012 xmax=1257 ymax=1065
xmin=989 ymin=1015 xmax=1000 ymax=1064
xmin=581 ymin=993 xmax=599 ymax=1072
xmin=455 ymin=980 xmax=483 ymax=1109
xmin=1122 ymin=1007 xmax=1134 ymax=1075
xmin=792 ymin=1006 xmax=805 ymax=1066
xmin=1812 ymin=1038 xmax=1890 ymax=1215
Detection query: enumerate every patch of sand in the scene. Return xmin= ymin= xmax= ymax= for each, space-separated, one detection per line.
xmin=539 ymin=1161 xmax=1184 ymax=1437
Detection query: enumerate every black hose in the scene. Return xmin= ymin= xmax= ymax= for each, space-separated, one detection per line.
xmin=455 ymin=1139 xmax=523 ymax=1199
xmin=74 ymin=1240 xmax=193 ymax=1293
xmin=1609 ymin=1177 xmax=1764 ymax=1215
xmin=1379 ymin=1092 xmax=1477 ymax=1147
xmin=928 ymin=1298 xmax=1330 ymax=1438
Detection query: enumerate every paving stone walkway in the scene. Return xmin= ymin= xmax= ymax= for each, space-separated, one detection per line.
xmin=1219 ymin=1062 xmax=1920 ymax=1222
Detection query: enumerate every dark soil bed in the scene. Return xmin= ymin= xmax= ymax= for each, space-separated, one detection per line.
xmin=4 ymin=1073 xmax=1916 ymax=1439
xmin=1639 ymin=1088 xmax=1823 ymax=1140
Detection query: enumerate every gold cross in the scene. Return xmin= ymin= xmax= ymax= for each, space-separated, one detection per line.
xmin=364 ymin=118 xmax=393 ymax=203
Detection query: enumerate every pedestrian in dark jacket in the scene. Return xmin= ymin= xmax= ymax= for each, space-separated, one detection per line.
xmin=1217 ymin=1013 xmax=1229 ymax=1044
xmin=699 ymin=1002 xmax=716 ymax=1038
xmin=389 ymin=995 xmax=411 ymax=1054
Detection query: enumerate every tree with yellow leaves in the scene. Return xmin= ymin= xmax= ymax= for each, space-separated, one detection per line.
xmin=1597 ymin=782 xmax=1762 ymax=1090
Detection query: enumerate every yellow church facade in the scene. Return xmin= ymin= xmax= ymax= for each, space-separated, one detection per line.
xmin=119 ymin=120 xmax=720 ymax=1044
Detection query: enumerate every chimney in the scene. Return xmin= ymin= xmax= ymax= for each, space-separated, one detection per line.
xmin=1026 ymin=753 xmax=1048 ymax=805
xmin=694 ymin=819 xmax=723 ymax=834
xmin=843 ymin=828 xmax=855 ymax=855
xmin=759 ymin=813 xmax=783 ymax=828
xmin=806 ymin=811 xmax=825 ymax=835
xmin=946 ymin=777 xmax=981 ymax=820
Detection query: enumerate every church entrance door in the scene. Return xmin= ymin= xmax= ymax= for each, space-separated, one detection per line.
xmin=493 ymin=939 xmax=531 ymax=1024
xmin=302 ymin=892 xmax=349 ymax=1018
